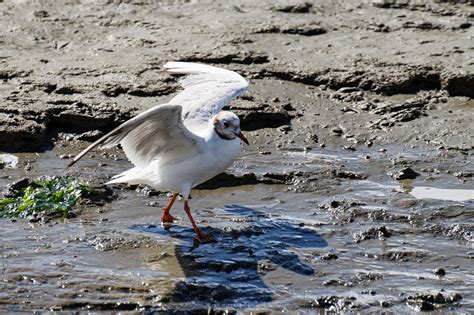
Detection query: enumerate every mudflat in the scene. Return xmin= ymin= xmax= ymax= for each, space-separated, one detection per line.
xmin=1 ymin=0 xmax=473 ymax=313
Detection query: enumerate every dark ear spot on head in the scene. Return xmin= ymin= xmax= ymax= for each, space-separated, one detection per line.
xmin=213 ymin=118 xmax=219 ymax=126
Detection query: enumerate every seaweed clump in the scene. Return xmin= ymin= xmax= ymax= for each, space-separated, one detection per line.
xmin=0 ymin=176 xmax=94 ymax=219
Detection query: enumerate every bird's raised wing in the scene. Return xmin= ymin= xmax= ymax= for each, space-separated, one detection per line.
xmin=68 ymin=104 xmax=202 ymax=168
xmin=164 ymin=62 xmax=249 ymax=127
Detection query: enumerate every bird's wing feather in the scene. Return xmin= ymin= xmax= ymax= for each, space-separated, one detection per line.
xmin=163 ymin=62 xmax=249 ymax=126
xmin=68 ymin=62 xmax=247 ymax=168
xmin=68 ymin=104 xmax=202 ymax=168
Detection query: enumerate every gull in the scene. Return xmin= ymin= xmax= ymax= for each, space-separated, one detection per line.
xmin=68 ymin=62 xmax=249 ymax=242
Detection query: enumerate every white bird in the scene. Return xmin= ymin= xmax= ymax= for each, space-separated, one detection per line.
xmin=68 ymin=62 xmax=249 ymax=242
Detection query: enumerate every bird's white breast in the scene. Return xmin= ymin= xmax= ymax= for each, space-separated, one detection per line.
xmin=151 ymin=130 xmax=241 ymax=193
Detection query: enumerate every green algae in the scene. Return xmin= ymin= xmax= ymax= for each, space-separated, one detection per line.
xmin=0 ymin=176 xmax=94 ymax=219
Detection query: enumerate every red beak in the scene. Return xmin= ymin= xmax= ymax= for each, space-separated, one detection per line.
xmin=237 ymin=132 xmax=249 ymax=145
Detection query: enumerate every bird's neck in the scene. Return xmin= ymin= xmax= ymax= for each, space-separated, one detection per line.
xmin=214 ymin=127 xmax=234 ymax=141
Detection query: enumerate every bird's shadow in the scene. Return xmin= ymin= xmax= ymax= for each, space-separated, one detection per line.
xmin=131 ymin=204 xmax=327 ymax=308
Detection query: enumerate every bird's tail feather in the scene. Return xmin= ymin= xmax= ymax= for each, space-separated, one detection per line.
xmin=106 ymin=167 xmax=152 ymax=185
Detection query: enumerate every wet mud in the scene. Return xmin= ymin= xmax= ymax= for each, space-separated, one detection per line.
xmin=1 ymin=0 xmax=473 ymax=313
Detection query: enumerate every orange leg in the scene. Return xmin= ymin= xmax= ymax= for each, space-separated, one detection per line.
xmin=184 ymin=200 xmax=212 ymax=243
xmin=161 ymin=193 xmax=178 ymax=223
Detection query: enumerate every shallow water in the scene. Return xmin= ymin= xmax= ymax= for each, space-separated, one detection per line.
xmin=1 ymin=143 xmax=473 ymax=312
xmin=409 ymin=186 xmax=473 ymax=202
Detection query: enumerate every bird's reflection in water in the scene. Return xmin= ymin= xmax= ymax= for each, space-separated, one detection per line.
xmin=132 ymin=204 xmax=327 ymax=308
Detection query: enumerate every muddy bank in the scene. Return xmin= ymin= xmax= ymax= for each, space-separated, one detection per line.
xmin=0 ymin=0 xmax=473 ymax=313
xmin=1 ymin=0 xmax=473 ymax=151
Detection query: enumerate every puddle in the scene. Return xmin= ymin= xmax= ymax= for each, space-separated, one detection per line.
xmin=1 ymin=144 xmax=473 ymax=312
xmin=409 ymin=186 xmax=473 ymax=202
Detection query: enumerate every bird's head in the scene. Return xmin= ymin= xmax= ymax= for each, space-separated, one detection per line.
xmin=213 ymin=111 xmax=249 ymax=145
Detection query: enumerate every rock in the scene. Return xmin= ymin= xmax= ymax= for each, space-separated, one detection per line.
xmin=310 ymin=296 xmax=356 ymax=311
xmin=453 ymin=171 xmax=474 ymax=178
xmin=450 ymin=293 xmax=463 ymax=303
xmin=330 ymin=200 xmax=341 ymax=208
xmin=405 ymin=291 xmax=459 ymax=311
xmin=278 ymin=125 xmax=292 ymax=133
xmin=320 ymin=253 xmax=338 ymax=260
xmin=352 ymin=272 xmax=383 ymax=284
xmin=0 ymin=154 xmax=19 ymax=169
xmin=323 ymin=279 xmax=350 ymax=286
xmin=2 ymin=178 xmax=31 ymax=197
xmin=389 ymin=167 xmax=420 ymax=180
xmin=407 ymin=300 xmax=435 ymax=311
xmin=307 ymin=133 xmax=319 ymax=143
xmin=433 ymin=292 xmax=446 ymax=304
xmin=331 ymin=127 xmax=343 ymax=136
xmin=353 ymin=226 xmax=391 ymax=243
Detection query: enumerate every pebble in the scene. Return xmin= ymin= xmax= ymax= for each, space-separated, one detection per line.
xmin=450 ymin=293 xmax=463 ymax=303
xmin=278 ymin=125 xmax=292 ymax=132
xmin=320 ymin=253 xmax=338 ymax=260
xmin=433 ymin=292 xmax=445 ymax=304
xmin=0 ymin=154 xmax=19 ymax=169
xmin=331 ymin=127 xmax=343 ymax=136
xmin=390 ymin=167 xmax=420 ymax=180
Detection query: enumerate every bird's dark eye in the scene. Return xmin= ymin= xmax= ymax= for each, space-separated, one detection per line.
xmin=223 ymin=121 xmax=230 ymax=128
